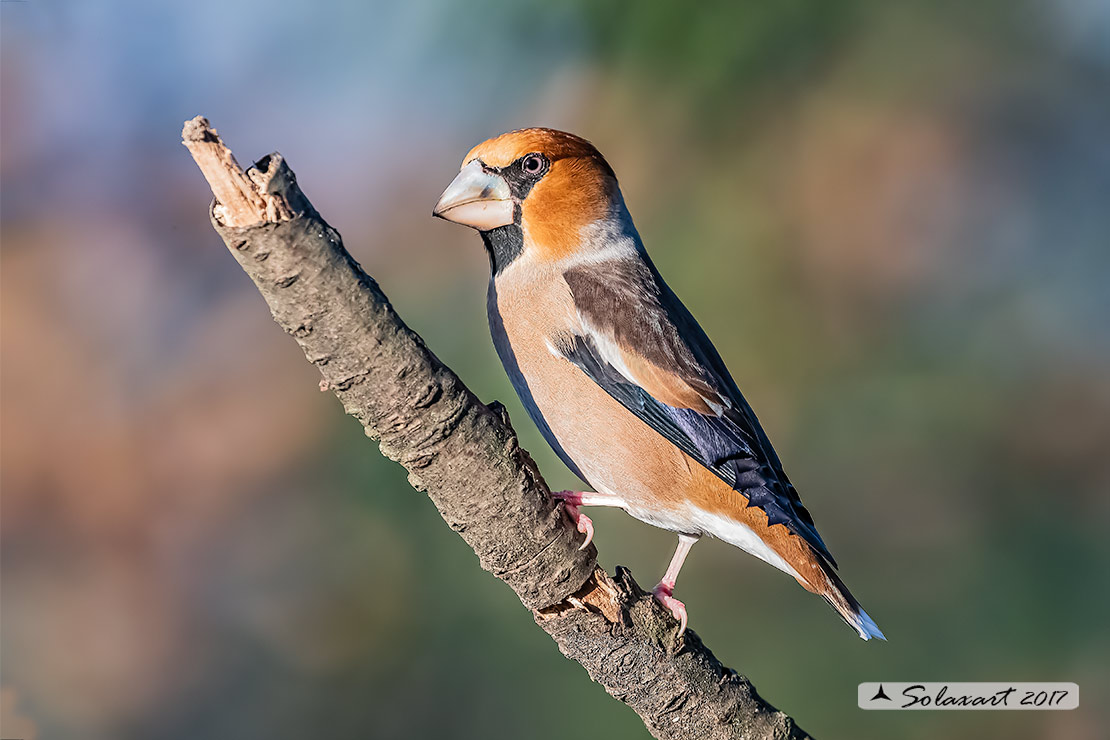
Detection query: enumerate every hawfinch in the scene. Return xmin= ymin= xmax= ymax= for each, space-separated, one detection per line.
xmin=433 ymin=128 xmax=884 ymax=640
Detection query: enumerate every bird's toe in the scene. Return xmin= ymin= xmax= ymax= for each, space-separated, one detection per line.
xmin=652 ymin=583 xmax=688 ymax=636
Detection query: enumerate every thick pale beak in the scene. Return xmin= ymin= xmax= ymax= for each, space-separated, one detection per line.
xmin=433 ymin=160 xmax=514 ymax=231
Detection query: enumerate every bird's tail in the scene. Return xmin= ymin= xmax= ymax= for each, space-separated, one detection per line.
xmin=803 ymin=556 xmax=886 ymax=641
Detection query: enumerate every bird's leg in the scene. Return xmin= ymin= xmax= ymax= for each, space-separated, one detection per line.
xmin=550 ymin=490 xmax=625 ymax=550
xmin=652 ymin=534 xmax=699 ymax=636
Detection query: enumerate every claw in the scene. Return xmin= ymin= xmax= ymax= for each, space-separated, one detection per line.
xmin=571 ymin=508 xmax=594 ymax=550
xmin=551 ymin=491 xmax=594 ymax=549
xmin=652 ymin=582 xmax=688 ymax=637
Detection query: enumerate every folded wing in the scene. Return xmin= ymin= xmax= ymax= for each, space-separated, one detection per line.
xmin=558 ymin=256 xmax=835 ymax=566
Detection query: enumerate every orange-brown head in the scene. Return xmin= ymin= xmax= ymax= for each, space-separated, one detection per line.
xmin=433 ymin=128 xmax=623 ymax=271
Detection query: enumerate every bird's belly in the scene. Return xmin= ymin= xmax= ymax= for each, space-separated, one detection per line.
xmin=489 ymin=303 xmax=699 ymax=530
xmin=507 ymin=350 xmax=806 ymax=575
xmin=524 ymin=355 xmax=697 ymax=529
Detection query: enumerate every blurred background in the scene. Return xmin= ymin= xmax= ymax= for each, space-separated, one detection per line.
xmin=2 ymin=1 xmax=1109 ymax=738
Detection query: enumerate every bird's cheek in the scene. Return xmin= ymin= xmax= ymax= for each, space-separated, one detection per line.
xmin=520 ymin=219 xmax=574 ymax=262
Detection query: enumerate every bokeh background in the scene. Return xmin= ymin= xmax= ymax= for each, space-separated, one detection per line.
xmin=3 ymin=1 xmax=1109 ymax=738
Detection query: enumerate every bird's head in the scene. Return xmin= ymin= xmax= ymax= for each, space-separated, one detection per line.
xmin=433 ymin=128 xmax=626 ymax=272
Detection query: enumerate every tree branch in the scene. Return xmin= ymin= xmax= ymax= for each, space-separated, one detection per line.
xmin=182 ymin=116 xmax=812 ymax=740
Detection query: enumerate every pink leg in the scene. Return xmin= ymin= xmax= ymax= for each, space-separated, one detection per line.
xmin=550 ymin=490 xmax=625 ymax=551
xmin=652 ymin=534 xmax=699 ymax=636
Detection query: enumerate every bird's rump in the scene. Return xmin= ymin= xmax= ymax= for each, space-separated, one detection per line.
xmin=559 ymin=256 xmax=835 ymax=566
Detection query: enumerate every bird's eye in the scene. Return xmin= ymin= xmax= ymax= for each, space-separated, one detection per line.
xmin=521 ymin=153 xmax=546 ymax=176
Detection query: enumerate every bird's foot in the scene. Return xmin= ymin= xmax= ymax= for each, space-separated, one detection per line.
xmin=551 ymin=491 xmax=594 ymax=550
xmin=652 ymin=581 xmax=688 ymax=637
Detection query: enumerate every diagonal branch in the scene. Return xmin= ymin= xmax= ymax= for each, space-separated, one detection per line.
xmin=182 ymin=115 xmax=812 ymax=740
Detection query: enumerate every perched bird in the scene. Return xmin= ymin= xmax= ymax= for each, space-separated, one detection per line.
xmin=433 ymin=128 xmax=884 ymax=640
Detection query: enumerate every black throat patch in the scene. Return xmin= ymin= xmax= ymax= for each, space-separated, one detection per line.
xmin=480 ymin=217 xmax=523 ymax=276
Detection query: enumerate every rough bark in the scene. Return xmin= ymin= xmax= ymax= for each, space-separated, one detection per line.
xmin=182 ymin=116 xmax=812 ymax=740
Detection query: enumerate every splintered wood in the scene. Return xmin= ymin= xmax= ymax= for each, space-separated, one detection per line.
xmin=181 ymin=115 xmax=267 ymax=227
